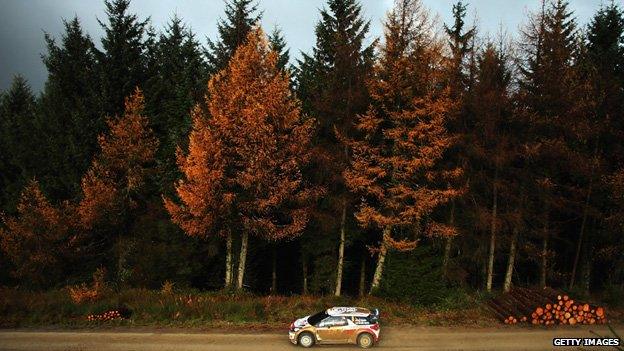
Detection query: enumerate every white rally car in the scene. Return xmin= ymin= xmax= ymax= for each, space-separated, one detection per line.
xmin=288 ymin=306 xmax=381 ymax=348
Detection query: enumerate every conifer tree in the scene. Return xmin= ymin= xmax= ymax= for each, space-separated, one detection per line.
xmin=444 ymin=0 xmax=476 ymax=97
xmin=295 ymin=0 xmax=374 ymax=296
xmin=519 ymin=0 xmax=585 ymax=288
xmin=165 ymin=28 xmax=316 ymax=290
xmin=97 ymin=0 xmax=150 ymax=117
xmin=78 ymin=88 xmax=159 ymax=281
xmin=574 ymin=1 xmax=624 ymax=290
xmin=345 ymin=0 xmax=461 ymax=294
xmin=0 ymin=180 xmax=73 ymax=288
xmin=469 ymin=43 xmax=517 ymax=292
xmin=268 ymin=27 xmax=290 ymax=72
xmin=39 ymin=17 xmax=101 ymax=201
xmin=205 ymin=0 xmax=261 ymax=75
xmin=440 ymin=0 xmax=475 ymax=277
xmin=0 ymin=76 xmax=41 ymax=213
xmin=144 ymin=16 xmax=207 ymax=194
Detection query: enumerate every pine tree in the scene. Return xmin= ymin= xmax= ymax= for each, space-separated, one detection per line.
xmin=0 ymin=76 xmax=41 ymax=213
xmin=440 ymin=0 xmax=475 ymax=276
xmin=144 ymin=16 xmax=208 ymax=195
xmin=469 ymin=43 xmax=518 ymax=292
xmin=344 ymin=0 xmax=461 ymax=294
xmin=295 ymin=0 xmax=374 ymax=296
xmin=97 ymin=0 xmax=150 ymax=117
xmin=268 ymin=27 xmax=290 ymax=72
xmin=165 ymin=28 xmax=317 ymax=290
xmin=205 ymin=0 xmax=261 ymax=75
xmin=519 ymin=0 xmax=585 ymax=288
xmin=39 ymin=17 xmax=102 ymax=202
xmin=444 ymin=0 xmax=476 ymax=97
xmin=583 ymin=2 xmax=624 ymax=291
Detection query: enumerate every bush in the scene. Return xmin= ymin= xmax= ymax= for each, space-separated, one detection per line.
xmin=375 ymin=245 xmax=468 ymax=308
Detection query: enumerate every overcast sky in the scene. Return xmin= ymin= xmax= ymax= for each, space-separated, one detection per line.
xmin=0 ymin=0 xmax=603 ymax=92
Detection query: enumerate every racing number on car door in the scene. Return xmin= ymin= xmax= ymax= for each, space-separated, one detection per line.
xmin=316 ymin=316 xmax=349 ymax=342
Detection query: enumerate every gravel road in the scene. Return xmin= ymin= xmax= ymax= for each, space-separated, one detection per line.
xmin=0 ymin=326 xmax=621 ymax=351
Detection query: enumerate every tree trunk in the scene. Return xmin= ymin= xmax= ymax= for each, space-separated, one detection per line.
xmin=236 ymin=231 xmax=249 ymax=290
xmin=369 ymin=226 xmax=391 ymax=294
xmin=271 ymin=245 xmax=277 ymax=294
xmin=302 ymin=257 xmax=308 ymax=295
xmin=570 ymin=176 xmax=593 ymax=289
xmin=540 ymin=213 xmax=549 ymax=288
xmin=486 ymin=169 xmax=498 ymax=292
xmin=503 ymin=227 xmax=518 ymax=293
xmin=359 ymin=252 xmax=366 ymax=297
xmin=442 ymin=199 xmax=456 ymax=277
xmin=335 ymin=203 xmax=347 ymax=296
xmin=225 ymin=231 xmax=233 ymax=288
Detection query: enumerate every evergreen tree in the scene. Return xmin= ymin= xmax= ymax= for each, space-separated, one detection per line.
xmin=444 ymin=0 xmax=476 ymax=97
xmin=97 ymin=0 xmax=150 ymax=117
xmin=39 ymin=17 xmax=101 ymax=201
xmin=519 ymin=0 xmax=587 ymax=288
xmin=468 ymin=43 xmax=519 ymax=292
xmin=268 ymin=27 xmax=290 ymax=72
xmin=0 ymin=76 xmax=41 ymax=213
xmin=295 ymin=0 xmax=375 ymax=296
xmin=440 ymin=0 xmax=475 ymax=277
xmin=144 ymin=16 xmax=207 ymax=194
xmin=205 ymin=0 xmax=261 ymax=74
xmin=585 ymin=1 xmax=624 ymax=290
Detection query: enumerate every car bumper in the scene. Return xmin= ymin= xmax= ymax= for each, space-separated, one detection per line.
xmin=288 ymin=331 xmax=297 ymax=344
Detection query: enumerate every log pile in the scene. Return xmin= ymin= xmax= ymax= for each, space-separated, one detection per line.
xmin=488 ymin=287 xmax=607 ymax=326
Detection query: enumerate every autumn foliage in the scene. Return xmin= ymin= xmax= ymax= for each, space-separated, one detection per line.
xmin=78 ymin=88 xmax=158 ymax=228
xmin=0 ymin=180 xmax=73 ymax=287
xmin=345 ymin=0 xmax=461 ymax=248
xmin=165 ymin=28 xmax=317 ymax=288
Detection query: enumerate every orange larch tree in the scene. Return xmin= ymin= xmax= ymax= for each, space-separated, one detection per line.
xmin=77 ymin=88 xmax=159 ymax=280
xmin=344 ymin=0 xmax=462 ymax=294
xmin=0 ymin=180 xmax=74 ymax=287
xmin=165 ymin=27 xmax=317 ymax=290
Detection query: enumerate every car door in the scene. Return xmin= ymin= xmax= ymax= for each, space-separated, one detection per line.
xmin=315 ymin=316 xmax=349 ymax=343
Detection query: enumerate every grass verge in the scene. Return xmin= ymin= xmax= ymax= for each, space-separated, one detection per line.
xmin=0 ymin=287 xmax=496 ymax=329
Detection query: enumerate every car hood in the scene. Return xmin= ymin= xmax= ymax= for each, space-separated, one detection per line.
xmin=294 ymin=315 xmax=310 ymax=328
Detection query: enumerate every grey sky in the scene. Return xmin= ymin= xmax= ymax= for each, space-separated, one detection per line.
xmin=0 ymin=0 xmax=603 ymax=92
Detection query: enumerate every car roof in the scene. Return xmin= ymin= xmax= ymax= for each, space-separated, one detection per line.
xmin=326 ymin=307 xmax=371 ymax=317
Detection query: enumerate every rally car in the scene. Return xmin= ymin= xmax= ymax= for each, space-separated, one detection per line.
xmin=288 ymin=306 xmax=380 ymax=348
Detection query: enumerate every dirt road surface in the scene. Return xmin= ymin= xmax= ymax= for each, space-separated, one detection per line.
xmin=0 ymin=326 xmax=621 ymax=351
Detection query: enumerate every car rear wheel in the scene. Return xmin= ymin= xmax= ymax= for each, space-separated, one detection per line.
xmin=357 ymin=333 xmax=374 ymax=348
xmin=298 ymin=332 xmax=315 ymax=348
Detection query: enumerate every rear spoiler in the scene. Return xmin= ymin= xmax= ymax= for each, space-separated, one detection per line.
xmin=369 ymin=308 xmax=380 ymax=323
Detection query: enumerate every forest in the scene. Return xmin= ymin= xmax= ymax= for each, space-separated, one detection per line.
xmin=0 ymin=0 xmax=623 ymax=311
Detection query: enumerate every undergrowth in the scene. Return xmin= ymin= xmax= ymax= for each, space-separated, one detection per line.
xmin=0 ymin=287 xmax=496 ymax=328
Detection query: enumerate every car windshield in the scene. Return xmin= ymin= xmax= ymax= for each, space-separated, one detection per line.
xmin=307 ymin=311 xmax=329 ymax=326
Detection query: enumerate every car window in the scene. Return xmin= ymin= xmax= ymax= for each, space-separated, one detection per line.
xmin=318 ymin=316 xmax=348 ymax=328
xmin=308 ymin=311 xmax=329 ymax=326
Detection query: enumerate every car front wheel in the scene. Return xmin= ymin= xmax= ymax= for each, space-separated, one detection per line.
xmin=357 ymin=333 xmax=374 ymax=348
xmin=298 ymin=332 xmax=315 ymax=348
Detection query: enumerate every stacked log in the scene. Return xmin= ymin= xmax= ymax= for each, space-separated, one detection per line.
xmin=488 ymin=287 xmax=607 ymax=326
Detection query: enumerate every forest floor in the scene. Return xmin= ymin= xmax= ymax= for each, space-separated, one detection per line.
xmin=1 ymin=325 xmax=623 ymax=351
